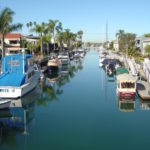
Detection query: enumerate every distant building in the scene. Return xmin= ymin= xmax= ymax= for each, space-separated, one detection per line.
xmin=0 ymin=33 xmax=21 ymax=55
xmin=22 ymin=34 xmax=39 ymax=45
xmin=113 ymin=40 xmax=119 ymax=52
xmin=0 ymin=34 xmax=41 ymax=55
xmin=136 ymin=36 xmax=150 ymax=55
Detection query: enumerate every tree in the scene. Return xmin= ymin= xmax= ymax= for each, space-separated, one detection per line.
xmin=47 ymin=20 xmax=62 ymax=51
xmin=109 ymin=41 xmax=114 ymax=50
xmin=77 ymin=30 xmax=83 ymax=48
xmin=116 ymin=29 xmax=136 ymax=55
xmin=76 ymin=41 xmax=82 ymax=48
xmin=0 ymin=7 xmax=22 ymax=56
xmin=77 ymin=30 xmax=83 ymax=40
xmin=116 ymin=29 xmax=125 ymax=40
xmin=26 ymin=21 xmax=32 ymax=33
xmin=43 ymin=34 xmax=51 ymax=55
xmin=31 ymin=22 xmax=46 ymax=56
xmin=62 ymin=29 xmax=77 ymax=50
xmin=145 ymin=45 xmax=150 ymax=55
xmin=27 ymin=42 xmax=36 ymax=54
xmin=144 ymin=33 xmax=150 ymax=38
xmin=56 ymin=31 xmax=64 ymax=50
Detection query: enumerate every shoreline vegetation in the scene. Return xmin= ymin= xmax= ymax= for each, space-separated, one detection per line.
xmin=105 ymin=29 xmax=150 ymax=63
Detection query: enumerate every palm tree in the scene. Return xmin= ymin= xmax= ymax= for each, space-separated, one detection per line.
xmin=56 ymin=31 xmax=64 ymax=50
xmin=27 ymin=42 xmax=36 ymax=54
xmin=0 ymin=7 xmax=22 ymax=56
xmin=26 ymin=21 xmax=32 ymax=33
xmin=47 ymin=20 xmax=62 ymax=51
xmin=77 ymin=30 xmax=83 ymax=41
xmin=31 ymin=22 xmax=46 ymax=56
xmin=63 ymin=29 xmax=71 ymax=48
xmin=76 ymin=30 xmax=83 ymax=48
xmin=62 ymin=29 xmax=77 ymax=50
xmin=43 ymin=34 xmax=51 ymax=55
xmin=26 ymin=23 xmax=30 ymax=31
xmin=116 ymin=29 xmax=124 ymax=40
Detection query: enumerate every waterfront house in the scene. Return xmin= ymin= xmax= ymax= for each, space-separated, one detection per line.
xmin=22 ymin=34 xmax=39 ymax=45
xmin=135 ymin=36 xmax=150 ymax=55
xmin=0 ymin=33 xmax=21 ymax=55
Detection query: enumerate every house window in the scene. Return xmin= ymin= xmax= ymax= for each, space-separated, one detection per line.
xmin=9 ymin=40 xmax=19 ymax=44
xmin=121 ymin=82 xmax=135 ymax=89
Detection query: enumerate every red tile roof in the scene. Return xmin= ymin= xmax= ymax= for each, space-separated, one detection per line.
xmin=0 ymin=33 xmax=21 ymax=39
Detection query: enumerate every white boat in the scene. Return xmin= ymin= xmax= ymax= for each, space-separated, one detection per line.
xmin=137 ymin=80 xmax=150 ymax=100
xmin=77 ymin=49 xmax=85 ymax=58
xmin=58 ymin=53 xmax=70 ymax=65
xmin=74 ymin=53 xmax=80 ymax=59
xmin=0 ymin=100 xmax=11 ymax=109
xmin=116 ymin=74 xmax=137 ymax=97
xmin=0 ymin=52 xmax=40 ymax=99
xmin=99 ymin=51 xmax=110 ymax=67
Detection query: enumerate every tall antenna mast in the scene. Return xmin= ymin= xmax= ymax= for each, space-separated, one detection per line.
xmin=106 ymin=20 xmax=108 ymax=50
xmin=102 ymin=24 xmax=104 ymax=47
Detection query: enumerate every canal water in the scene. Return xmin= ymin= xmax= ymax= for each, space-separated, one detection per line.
xmin=1 ymin=50 xmax=150 ymax=150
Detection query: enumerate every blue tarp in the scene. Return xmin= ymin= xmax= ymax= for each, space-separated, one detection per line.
xmin=0 ymin=73 xmax=25 ymax=86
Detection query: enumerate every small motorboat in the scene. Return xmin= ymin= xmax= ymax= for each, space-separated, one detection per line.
xmin=137 ymin=80 xmax=150 ymax=100
xmin=58 ymin=55 xmax=70 ymax=65
xmin=77 ymin=49 xmax=85 ymax=58
xmin=74 ymin=52 xmax=80 ymax=59
xmin=116 ymin=74 xmax=137 ymax=98
xmin=105 ymin=63 xmax=116 ymax=76
xmin=47 ymin=58 xmax=61 ymax=72
xmin=0 ymin=100 xmax=11 ymax=109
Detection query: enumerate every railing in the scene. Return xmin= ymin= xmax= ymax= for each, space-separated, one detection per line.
xmin=143 ymin=60 xmax=150 ymax=83
xmin=123 ymin=56 xmax=138 ymax=76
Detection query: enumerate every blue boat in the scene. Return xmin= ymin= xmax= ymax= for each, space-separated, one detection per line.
xmin=0 ymin=53 xmax=40 ymax=99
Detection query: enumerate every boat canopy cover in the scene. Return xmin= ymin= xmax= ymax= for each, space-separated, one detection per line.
xmin=0 ymin=54 xmax=32 ymax=87
xmin=1 ymin=54 xmax=32 ymax=74
xmin=117 ymin=73 xmax=137 ymax=82
xmin=102 ymin=59 xmax=120 ymax=65
xmin=116 ymin=67 xmax=129 ymax=75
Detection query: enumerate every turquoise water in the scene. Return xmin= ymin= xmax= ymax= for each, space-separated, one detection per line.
xmin=1 ymin=50 xmax=150 ymax=150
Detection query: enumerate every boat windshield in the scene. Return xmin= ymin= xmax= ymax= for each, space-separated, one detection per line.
xmin=121 ymin=82 xmax=135 ymax=89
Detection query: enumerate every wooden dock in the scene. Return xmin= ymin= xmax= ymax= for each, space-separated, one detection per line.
xmin=137 ymin=80 xmax=150 ymax=100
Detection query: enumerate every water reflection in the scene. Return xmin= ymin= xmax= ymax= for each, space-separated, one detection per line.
xmin=117 ymin=98 xmax=136 ymax=112
xmin=139 ymin=99 xmax=150 ymax=110
xmin=39 ymin=59 xmax=84 ymax=102
xmin=0 ymin=95 xmax=36 ymax=148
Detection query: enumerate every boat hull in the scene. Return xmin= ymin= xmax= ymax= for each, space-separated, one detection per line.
xmin=0 ymin=100 xmax=11 ymax=109
xmin=47 ymin=66 xmax=59 ymax=72
xmin=118 ymin=91 xmax=136 ymax=98
xmin=0 ymin=73 xmax=39 ymax=99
